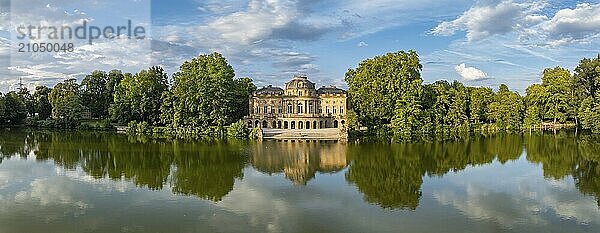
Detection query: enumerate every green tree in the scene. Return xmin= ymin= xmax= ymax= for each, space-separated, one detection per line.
xmin=0 ymin=91 xmax=28 ymax=125
xmin=33 ymin=86 xmax=52 ymax=119
xmin=48 ymin=79 xmax=83 ymax=121
xmin=541 ymin=67 xmax=572 ymax=124
xmin=110 ymin=67 xmax=168 ymax=125
xmin=81 ymin=71 xmax=115 ymax=118
xmin=345 ymin=50 xmax=423 ymax=129
xmin=574 ymin=54 xmax=600 ymax=98
xmin=489 ymin=84 xmax=524 ymax=131
xmin=524 ymin=84 xmax=547 ymax=129
xmin=170 ymin=53 xmax=254 ymax=129
xmin=469 ymin=87 xmax=495 ymax=127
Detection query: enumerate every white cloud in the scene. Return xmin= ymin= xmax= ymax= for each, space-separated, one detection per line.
xmin=433 ymin=1 xmax=600 ymax=47
xmin=207 ymin=0 xmax=297 ymax=45
xmin=357 ymin=41 xmax=368 ymax=47
xmin=432 ymin=0 xmax=540 ymax=41
xmin=539 ymin=3 xmax=600 ymax=45
xmin=455 ymin=63 xmax=488 ymax=81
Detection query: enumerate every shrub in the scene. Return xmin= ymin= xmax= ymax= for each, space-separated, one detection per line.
xmin=227 ymin=120 xmax=250 ymax=139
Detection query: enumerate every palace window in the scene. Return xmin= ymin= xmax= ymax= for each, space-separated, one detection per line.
xmin=297 ymin=103 xmax=303 ymax=114
xmin=263 ymin=106 xmax=267 ymax=114
xmin=278 ymin=106 xmax=282 ymax=114
xmin=309 ymin=103 xmax=314 ymax=113
xmin=340 ymin=107 xmax=344 ymax=114
xmin=287 ymin=103 xmax=293 ymax=113
xmin=333 ymin=106 xmax=337 ymax=114
xmin=326 ymin=106 xmax=330 ymax=114
xmin=256 ymin=106 xmax=260 ymax=114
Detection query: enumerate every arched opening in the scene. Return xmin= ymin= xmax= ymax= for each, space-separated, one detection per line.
xmin=272 ymin=121 xmax=277 ymax=128
xmin=341 ymin=120 xmax=346 ymax=127
xmin=278 ymin=121 xmax=282 ymax=129
xmin=299 ymin=121 xmax=303 ymax=129
xmin=284 ymin=121 xmax=289 ymax=129
xmin=262 ymin=120 xmax=268 ymax=128
xmin=255 ymin=120 xmax=260 ymax=128
xmin=319 ymin=121 xmax=323 ymax=129
xmin=291 ymin=121 xmax=296 ymax=129
xmin=334 ymin=120 xmax=339 ymax=128
xmin=247 ymin=121 xmax=252 ymax=128
xmin=313 ymin=121 xmax=317 ymax=129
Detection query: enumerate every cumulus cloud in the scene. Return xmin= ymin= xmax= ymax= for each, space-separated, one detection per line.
xmin=455 ymin=63 xmax=488 ymax=81
xmin=432 ymin=1 xmax=600 ymax=46
xmin=431 ymin=0 xmax=542 ymax=41
xmin=539 ymin=3 xmax=600 ymax=45
xmin=357 ymin=41 xmax=368 ymax=47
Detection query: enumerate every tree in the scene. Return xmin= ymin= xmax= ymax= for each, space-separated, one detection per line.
xmin=489 ymin=84 xmax=524 ymax=131
xmin=469 ymin=87 xmax=495 ymax=127
xmin=345 ymin=50 xmax=423 ymax=129
xmin=524 ymin=84 xmax=547 ymax=129
xmin=541 ymin=67 xmax=572 ymax=124
xmin=48 ymin=79 xmax=83 ymax=121
xmin=574 ymin=54 xmax=600 ymax=98
xmin=110 ymin=67 xmax=168 ymax=125
xmin=0 ymin=91 xmax=28 ymax=125
xmin=170 ymin=53 xmax=253 ymax=129
xmin=33 ymin=86 xmax=52 ymax=120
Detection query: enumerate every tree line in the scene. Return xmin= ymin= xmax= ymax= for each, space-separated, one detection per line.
xmin=0 ymin=53 xmax=257 ymax=139
xmin=345 ymin=51 xmax=600 ymax=141
xmin=1 ymin=50 xmax=599 ymax=141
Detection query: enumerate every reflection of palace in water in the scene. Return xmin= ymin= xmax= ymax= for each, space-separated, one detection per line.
xmin=250 ymin=140 xmax=348 ymax=185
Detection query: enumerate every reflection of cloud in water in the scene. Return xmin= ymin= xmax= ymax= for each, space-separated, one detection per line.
xmin=212 ymin=172 xmax=293 ymax=233
xmin=433 ymin=164 xmax=600 ymax=228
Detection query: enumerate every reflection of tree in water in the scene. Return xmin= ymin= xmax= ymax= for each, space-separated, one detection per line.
xmin=250 ymin=140 xmax=348 ymax=185
xmin=171 ymin=141 xmax=247 ymax=201
xmin=2 ymin=131 xmax=247 ymax=202
xmin=0 ymin=130 xmax=34 ymax=163
xmin=346 ymin=134 xmax=524 ymax=210
xmin=526 ymin=132 xmax=600 ymax=206
xmin=346 ymin=143 xmax=424 ymax=210
xmin=2 ymin=130 xmax=600 ymax=208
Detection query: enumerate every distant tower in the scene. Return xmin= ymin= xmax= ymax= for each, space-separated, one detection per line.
xmin=18 ymin=77 xmax=24 ymax=92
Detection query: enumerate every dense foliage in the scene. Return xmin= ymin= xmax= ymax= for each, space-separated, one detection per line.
xmin=346 ymin=52 xmax=600 ymax=141
xmin=164 ymin=53 xmax=256 ymax=130
xmin=1 ymin=51 xmax=599 ymax=141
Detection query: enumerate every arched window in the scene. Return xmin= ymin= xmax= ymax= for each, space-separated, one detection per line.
xmin=262 ymin=120 xmax=268 ymax=128
xmin=287 ymin=103 xmax=293 ymax=114
xmin=298 ymin=121 xmax=303 ymax=129
xmin=334 ymin=120 xmax=339 ymax=128
xmin=284 ymin=121 xmax=289 ymax=129
xmin=291 ymin=121 xmax=296 ymax=129
xmin=297 ymin=103 xmax=303 ymax=114
xmin=306 ymin=121 xmax=310 ymax=129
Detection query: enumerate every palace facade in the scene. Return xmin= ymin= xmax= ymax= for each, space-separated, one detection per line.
xmin=245 ymin=76 xmax=347 ymax=129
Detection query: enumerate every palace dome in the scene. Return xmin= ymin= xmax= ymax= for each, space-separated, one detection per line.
xmin=285 ymin=76 xmax=315 ymax=90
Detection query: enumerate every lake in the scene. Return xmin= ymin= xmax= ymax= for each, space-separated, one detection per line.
xmin=1 ymin=130 xmax=599 ymax=233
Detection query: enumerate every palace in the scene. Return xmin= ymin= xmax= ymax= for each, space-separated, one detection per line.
xmin=245 ymin=76 xmax=347 ymax=129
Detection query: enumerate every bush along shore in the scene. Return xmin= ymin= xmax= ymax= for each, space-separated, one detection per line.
xmin=1 ymin=51 xmax=599 ymax=142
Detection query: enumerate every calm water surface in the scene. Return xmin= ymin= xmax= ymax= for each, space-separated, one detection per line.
xmin=1 ymin=130 xmax=599 ymax=233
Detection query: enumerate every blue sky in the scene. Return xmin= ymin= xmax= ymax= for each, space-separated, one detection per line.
xmin=1 ymin=0 xmax=599 ymax=93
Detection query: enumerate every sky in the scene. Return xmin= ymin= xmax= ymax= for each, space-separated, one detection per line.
xmin=0 ymin=0 xmax=599 ymax=93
